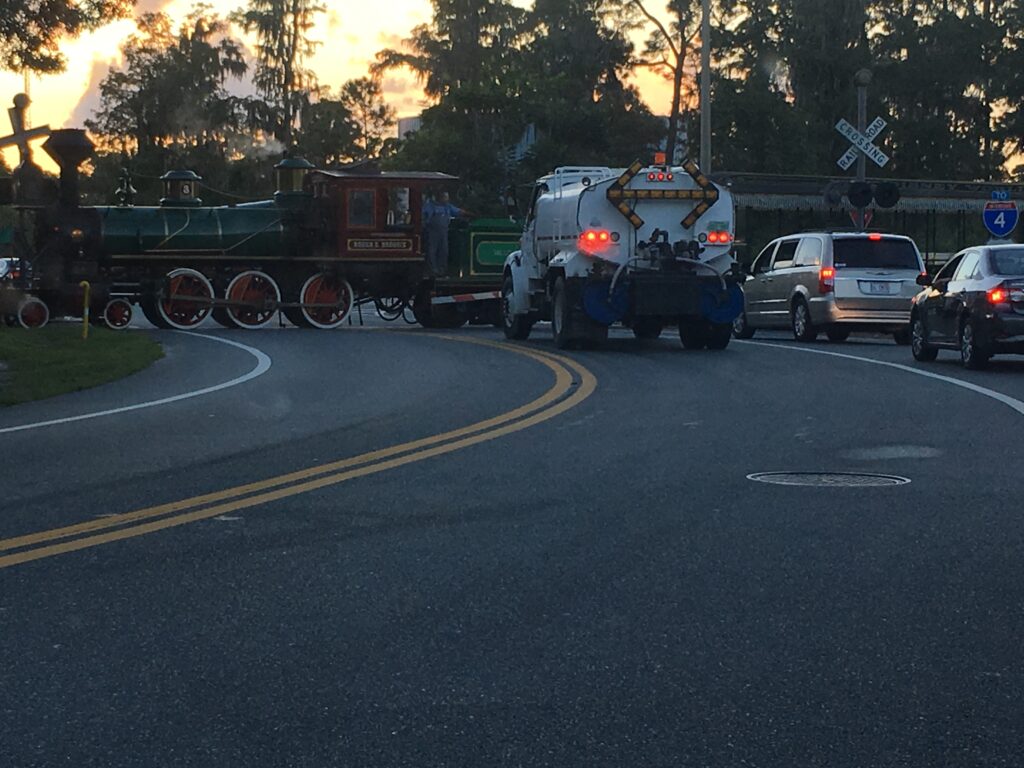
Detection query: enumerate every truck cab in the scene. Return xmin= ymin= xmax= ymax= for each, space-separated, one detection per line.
xmin=501 ymin=160 xmax=743 ymax=349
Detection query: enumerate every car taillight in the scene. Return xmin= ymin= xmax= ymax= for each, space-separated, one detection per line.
xmin=819 ymin=266 xmax=835 ymax=294
xmin=578 ymin=228 xmax=611 ymax=254
xmin=988 ymin=285 xmax=1009 ymax=304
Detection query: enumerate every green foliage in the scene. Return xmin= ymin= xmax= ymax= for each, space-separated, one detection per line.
xmin=338 ymin=78 xmax=396 ymax=161
xmin=232 ymin=0 xmax=325 ymax=144
xmin=86 ymin=8 xmax=248 ymax=154
xmin=81 ymin=7 xmax=280 ymax=206
xmin=0 ymin=0 xmax=133 ymax=73
xmin=378 ymin=0 xmax=662 ymax=213
xmin=0 ymin=325 xmax=163 ymax=407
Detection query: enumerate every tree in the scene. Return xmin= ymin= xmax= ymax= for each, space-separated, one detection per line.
xmin=81 ymin=7 xmax=273 ymax=206
xmin=294 ymin=98 xmax=358 ymax=166
xmin=87 ymin=8 xmax=248 ymax=154
xmin=0 ymin=0 xmax=133 ymax=73
xmin=631 ymin=0 xmax=702 ymax=162
xmin=338 ymin=77 xmax=396 ymax=161
xmin=375 ymin=0 xmax=531 ymax=211
xmin=232 ymin=0 xmax=325 ymax=145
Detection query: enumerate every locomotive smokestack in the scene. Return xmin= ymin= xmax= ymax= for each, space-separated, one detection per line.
xmin=42 ymin=129 xmax=94 ymax=207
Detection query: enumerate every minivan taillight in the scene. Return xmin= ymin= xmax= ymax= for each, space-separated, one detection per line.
xmin=819 ymin=266 xmax=835 ymax=294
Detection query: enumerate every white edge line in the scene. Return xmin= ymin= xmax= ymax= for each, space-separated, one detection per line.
xmin=0 ymin=331 xmax=272 ymax=434
xmin=737 ymin=340 xmax=1024 ymax=416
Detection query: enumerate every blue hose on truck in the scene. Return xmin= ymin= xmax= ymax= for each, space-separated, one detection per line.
xmin=700 ymin=282 xmax=744 ymax=324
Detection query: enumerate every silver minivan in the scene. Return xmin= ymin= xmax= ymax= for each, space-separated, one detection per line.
xmin=733 ymin=231 xmax=926 ymax=343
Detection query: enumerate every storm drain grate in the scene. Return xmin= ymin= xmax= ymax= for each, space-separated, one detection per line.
xmin=747 ymin=472 xmax=911 ymax=488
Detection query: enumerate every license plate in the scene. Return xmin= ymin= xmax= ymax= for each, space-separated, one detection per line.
xmin=865 ymin=281 xmax=894 ymax=295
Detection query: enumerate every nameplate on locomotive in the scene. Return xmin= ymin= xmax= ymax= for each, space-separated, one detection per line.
xmin=347 ymin=238 xmax=413 ymax=251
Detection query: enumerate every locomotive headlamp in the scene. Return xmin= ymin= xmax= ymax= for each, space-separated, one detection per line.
xmin=70 ymin=228 xmax=85 ymax=242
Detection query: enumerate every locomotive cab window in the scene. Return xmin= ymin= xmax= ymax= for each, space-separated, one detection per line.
xmin=347 ymin=189 xmax=376 ymax=228
xmin=387 ymin=187 xmax=412 ymax=229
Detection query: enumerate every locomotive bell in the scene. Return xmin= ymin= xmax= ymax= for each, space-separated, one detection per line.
xmin=160 ymin=170 xmax=203 ymax=207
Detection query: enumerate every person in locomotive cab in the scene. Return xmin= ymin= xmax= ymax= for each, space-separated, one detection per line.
xmin=422 ymin=190 xmax=471 ymax=276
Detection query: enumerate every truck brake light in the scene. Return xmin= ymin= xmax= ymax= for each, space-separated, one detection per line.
xmin=705 ymin=231 xmax=732 ymax=244
xmin=578 ymin=229 xmax=612 ymax=254
xmin=819 ymin=266 xmax=835 ymax=294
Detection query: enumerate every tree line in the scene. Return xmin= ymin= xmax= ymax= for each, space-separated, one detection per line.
xmin=4 ymin=0 xmax=1024 ymax=212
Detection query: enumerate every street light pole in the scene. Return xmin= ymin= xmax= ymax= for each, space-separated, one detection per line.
xmin=699 ymin=0 xmax=711 ymax=174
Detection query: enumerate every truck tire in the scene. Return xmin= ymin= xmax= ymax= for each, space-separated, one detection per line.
xmin=679 ymin=321 xmax=708 ymax=350
xmin=632 ymin=317 xmax=663 ymax=340
xmin=706 ymin=322 xmax=732 ymax=350
xmin=502 ymin=274 xmax=533 ymax=340
xmin=551 ymin=276 xmax=576 ymax=349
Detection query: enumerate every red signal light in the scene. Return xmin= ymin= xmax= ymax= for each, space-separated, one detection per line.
xmin=707 ymin=232 xmax=720 ymax=243
xmin=819 ymin=266 xmax=836 ymax=294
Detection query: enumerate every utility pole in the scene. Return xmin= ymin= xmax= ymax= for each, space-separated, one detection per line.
xmin=699 ymin=0 xmax=711 ymax=173
xmin=853 ymin=68 xmax=872 ymax=228
xmin=854 ymin=69 xmax=871 ymax=183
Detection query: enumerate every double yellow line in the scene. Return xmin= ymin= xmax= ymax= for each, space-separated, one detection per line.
xmin=0 ymin=337 xmax=596 ymax=570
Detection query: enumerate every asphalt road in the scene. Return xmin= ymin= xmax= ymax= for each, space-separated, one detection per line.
xmin=2 ymin=321 xmax=1023 ymax=767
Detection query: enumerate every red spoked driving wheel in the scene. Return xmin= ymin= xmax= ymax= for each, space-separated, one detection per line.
xmin=103 ymin=298 xmax=133 ymax=329
xmin=157 ymin=268 xmax=214 ymax=329
xmin=226 ymin=270 xmax=280 ymax=329
xmin=300 ymin=272 xmax=353 ymax=329
xmin=17 ymin=296 xmax=49 ymax=329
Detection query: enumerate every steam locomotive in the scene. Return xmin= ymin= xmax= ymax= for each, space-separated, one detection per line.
xmin=1 ymin=127 xmax=479 ymax=330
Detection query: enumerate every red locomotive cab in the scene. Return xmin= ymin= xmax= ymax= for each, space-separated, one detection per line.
xmin=307 ymin=166 xmax=457 ymax=262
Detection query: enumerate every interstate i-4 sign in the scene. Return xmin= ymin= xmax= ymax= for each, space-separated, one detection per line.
xmin=983 ymin=200 xmax=1019 ymax=239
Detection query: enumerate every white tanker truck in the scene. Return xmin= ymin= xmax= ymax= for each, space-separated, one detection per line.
xmin=501 ymin=159 xmax=744 ymax=349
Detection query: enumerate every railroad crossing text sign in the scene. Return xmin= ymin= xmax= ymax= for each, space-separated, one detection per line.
xmin=983 ymin=198 xmax=1018 ymax=239
xmin=836 ymin=117 xmax=889 ymax=170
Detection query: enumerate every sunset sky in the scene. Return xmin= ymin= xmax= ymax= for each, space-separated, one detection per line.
xmin=1 ymin=0 xmax=671 ymax=170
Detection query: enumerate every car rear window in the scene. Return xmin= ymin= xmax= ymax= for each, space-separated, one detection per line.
xmin=989 ymin=248 xmax=1024 ymax=276
xmin=833 ymin=239 xmax=920 ymax=270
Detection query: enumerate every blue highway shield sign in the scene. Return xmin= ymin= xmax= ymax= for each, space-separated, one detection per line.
xmin=983 ymin=201 xmax=1018 ymax=238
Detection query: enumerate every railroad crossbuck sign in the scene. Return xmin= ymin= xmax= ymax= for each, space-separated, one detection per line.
xmin=983 ymin=199 xmax=1019 ymax=239
xmin=836 ymin=117 xmax=889 ymax=170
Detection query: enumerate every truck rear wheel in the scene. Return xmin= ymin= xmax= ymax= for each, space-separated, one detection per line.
xmin=632 ymin=317 xmax=663 ymax=340
xmin=502 ymin=275 xmax=532 ymax=340
xmin=551 ymin=276 xmax=576 ymax=349
xmin=706 ymin=322 xmax=732 ymax=350
xmin=679 ymin=321 xmax=708 ymax=350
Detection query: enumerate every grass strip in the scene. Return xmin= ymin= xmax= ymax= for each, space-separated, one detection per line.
xmin=0 ymin=324 xmax=163 ymax=406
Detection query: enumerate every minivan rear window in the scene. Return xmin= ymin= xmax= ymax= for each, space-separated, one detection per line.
xmin=989 ymin=248 xmax=1024 ymax=276
xmin=833 ymin=239 xmax=920 ymax=270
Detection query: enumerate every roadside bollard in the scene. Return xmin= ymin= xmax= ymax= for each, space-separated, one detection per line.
xmin=80 ymin=280 xmax=90 ymax=340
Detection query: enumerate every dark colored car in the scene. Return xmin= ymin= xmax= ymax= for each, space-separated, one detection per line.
xmin=911 ymin=244 xmax=1024 ymax=369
